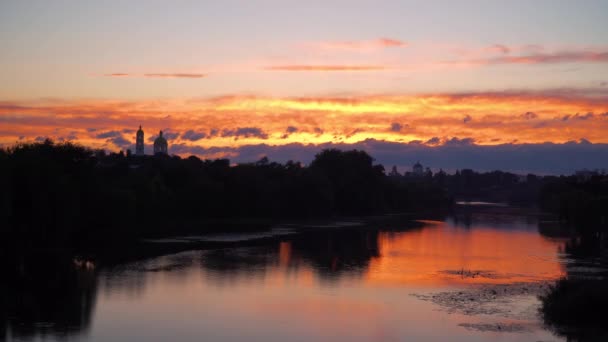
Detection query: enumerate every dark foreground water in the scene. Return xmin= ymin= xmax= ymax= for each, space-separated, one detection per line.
xmin=4 ymin=208 xmax=588 ymax=341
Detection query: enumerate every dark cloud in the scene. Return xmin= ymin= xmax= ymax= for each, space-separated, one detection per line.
xmin=425 ymin=137 xmax=441 ymax=145
xmin=170 ymin=139 xmax=608 ymax=175
xmin=109 ymin=136 xmax=131 ymax=148
xmin=444 ymin=137 xmax=475 ymax=146
xmin=122 ymin=128 xmax=135 ymax=134
xmin=286 ymin=126 xmax=298 ymax=133
xmin=463 ymin=115 xmax=472 ymax=123
xmin=314 ymin=127 xmax=324 ymax=135
xmin=147 ymin=130 xmax=178 ymax=142
xmin=182 ymin=130 xmax=207 ymax=141
xmin=221 ymin=127 xmax=268 ymax=139
xmin=95 ymin=130 xmax=122 ymax=139
xmin=390 ymin=122 xmax=403 ymax=132
xmin=522 ymin=111 xmax=538 ymax=120
xmin=573 ymin=112 xmax=594 ymax=120
xmin=162 ymin=131 xmax=179 ymax=140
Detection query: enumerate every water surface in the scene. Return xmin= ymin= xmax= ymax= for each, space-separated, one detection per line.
xmin=4 ymin=210 xmax=574 ymax=341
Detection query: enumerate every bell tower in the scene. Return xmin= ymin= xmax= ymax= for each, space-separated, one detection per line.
xmin=136 ymin=125 xmax=144 ymax=156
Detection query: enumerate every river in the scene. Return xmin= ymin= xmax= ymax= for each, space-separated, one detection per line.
xmin=3 ymin=206 xmax=584 ymax=341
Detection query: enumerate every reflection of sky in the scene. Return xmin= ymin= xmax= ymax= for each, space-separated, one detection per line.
xmin=89 ymin=215 xmax=567 ymax=341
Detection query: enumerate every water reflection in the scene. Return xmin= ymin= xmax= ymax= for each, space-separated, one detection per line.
xmin=2 ymin=211 xmax=581 ymax=341
xmin=0 ymin=254 xmax=97 ymax=341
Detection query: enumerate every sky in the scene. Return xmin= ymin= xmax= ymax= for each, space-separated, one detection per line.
xmin=1 ymin=0 xmax=608 ymax=173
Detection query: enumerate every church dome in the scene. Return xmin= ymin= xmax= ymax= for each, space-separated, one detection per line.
xmin=153 ymin=130 xmax=168 ymax=155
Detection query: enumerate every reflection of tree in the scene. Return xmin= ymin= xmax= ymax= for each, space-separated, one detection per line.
xmin=197 ymin=228 xmax=382 ymax=285
xmin=291 ymin=229 xmax=380 ymax=282
xmin=538 ymin=224 xmax=608 ymax=341
xmin=200 ymin=246 xmax=276 ymax=286
xmin=0 ymin=253 xmax=97 ymax=341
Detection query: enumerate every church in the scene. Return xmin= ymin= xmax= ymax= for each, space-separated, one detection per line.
xmin=134 ymin=126 xmax=169 ymax=156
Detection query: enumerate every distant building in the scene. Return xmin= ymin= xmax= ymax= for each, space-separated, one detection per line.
xmin=136 ymin=125 xmax=144 ymax=156
xmin=575 ymin=169 xmax=599 ymax=182
xmin=388 ymin=165 xmax=401 ymax=177
xmin=413 ymin=161 xmax=424 ymax=176
xmin=154 ymin=130 xmax=168 ymax=155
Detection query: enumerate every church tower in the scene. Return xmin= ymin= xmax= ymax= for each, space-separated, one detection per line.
xmin=136 ymin=125 xmax=144 ymax=156
xmin=153 ymin=130 xmax=168 ymax=155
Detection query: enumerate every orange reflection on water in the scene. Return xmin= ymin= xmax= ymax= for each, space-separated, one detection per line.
xmin=366 ymin=220 xmax=566 ymax=286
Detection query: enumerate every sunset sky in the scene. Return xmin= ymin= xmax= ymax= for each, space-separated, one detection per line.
xmin=1 ymin=0 xmax=608 ymax=173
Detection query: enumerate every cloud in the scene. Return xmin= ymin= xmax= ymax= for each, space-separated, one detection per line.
xmin=182 ymin=130 xmax=207 ymax=141
xmin=221 ymin=127 xmax=268 ymax=139
xmin=2 ymin=88 xmax=608 ymax=152
xmin=303 ymin=37 xmax=407 ymax=52
xmin=425 ymin=137 xmax=441 ymax=145
xmin=390 ymin=122 xmax=403 ymax=132
xmin=166 ymin=139 xmax=608 ymax=175
xmin=104 ymin=73 xmax=206 ymax=78
xmin=264 ymin=65 xmax=387 ymax=71
xmin=463 ymin=50 xmax=608 ymax=65
xmin=160 ymin=130 xmax=179 ymax=140
xmin=95 ymin=130 xmax=122 ymax=139
xmin=574 ymin=112 xmax=594 ymax=120
xmin=143 ymin=73 xmax=206 ymax=78
xmin=463 ymin=115 xmax=472 ymax=123
xmin=286 ymin=126 xmax=298 ymax=133
xmin=109 ymin=136 xmax=131 ymax=148
xmin=444 ymin=137 xmax=475 ymax=146
xmin=486 ymin=44 xmax=511 ymax=55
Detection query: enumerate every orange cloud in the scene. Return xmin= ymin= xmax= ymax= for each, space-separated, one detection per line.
xmin=453 ymin=49 xmax=608 ymax=65
xmin=486 ymin=51 xmax=608 ymax=64
xmin=1 ymin=89 xmax=607 ymax=153
xmin=302 ymin=38 xmax=407 ymax=52
xmin=143 ymin=73 xmax=206 ymax=78
xmin=264 ymin=65 xmax=388 ymax=71
xmin=104 ymin=73 xmax=206 ymax=78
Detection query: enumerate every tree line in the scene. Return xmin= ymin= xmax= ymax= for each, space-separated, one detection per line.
xmin=0 ymin=140 xmax=450 ymax=249
xmin=2 ymin=139 xmax=605 ymax=249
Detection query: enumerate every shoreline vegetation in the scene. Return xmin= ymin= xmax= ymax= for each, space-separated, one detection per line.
xmin=1 ymin=139 xmax=606 ymax=250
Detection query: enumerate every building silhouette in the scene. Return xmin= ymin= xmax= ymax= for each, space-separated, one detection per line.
xmin=136 ymin=125 xmax=144 ymax=156
xmin=154 ymin=130 xmax=168 ymax=155
xmin=413 ymin=161 xmax=424 ymax=176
